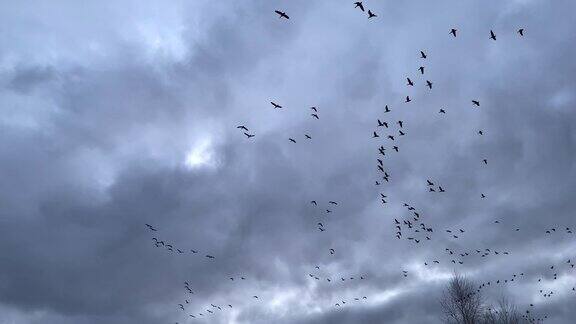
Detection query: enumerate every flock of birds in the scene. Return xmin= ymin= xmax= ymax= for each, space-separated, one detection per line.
xmin=142 ymin=3 xmax=575 ymax=323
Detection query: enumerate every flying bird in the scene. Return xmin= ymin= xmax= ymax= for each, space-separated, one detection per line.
xmin=384 ymin=105 xmax=391 ymax=113
xmin=289 ymin=138 xmax=296 ymax=143
xmin=305 ymin=134 xmax=311 ymax=139
xmin=368 ymin=10 xmax=377 ymax=18
xmin=518 ymin=28 xmax=524 ymax=36
xmin=426 ymin=80 xmax=433 ymax=89
xmin=237 ymin=125 xmax=248 ymax=131
xmin=450 ymin=28 xmax=458 ymax=37
xmin=420 ymin=51 xmax=427 ymax=59
xmin=407 ymin=78 xmax=414 ymax=86
xmin=419 ymin=66 xmax=425 ymax=74
xmin=439 ymin=108 xmax=446 ymax=114
xmin=310 ymin=107 xmax=318 ymax=112
xmin=275 ymin=10 xmax=289 ymax=19
xmin=244 ymin=132 xmax=255 ymax=138
xmin=311 ymin=113 xmax=319 ymax=119
xmin=405 ymin=96 xmax=411 ymax=103
xmin=472 ymin=100 xmax=480 ymax=106
xmin=373 ymin=131 xmax=380 ymax=138
xmin=270 ymin=101 xmax=282 ymax=109
xmin=354 ymin=2 xmax=364 ymax=11
xmin=490 ymin=30 xmax=497 ymax=40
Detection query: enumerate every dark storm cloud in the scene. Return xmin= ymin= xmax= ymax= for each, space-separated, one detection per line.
xmin=1 ymin=0 xmax=576 ymax=323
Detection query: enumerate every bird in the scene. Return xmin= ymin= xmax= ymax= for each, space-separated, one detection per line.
xmin=419 ymin=66 xmax=425 ymax=74
xmin=270 ymin=101 xmax=282 ymax=109
xmin=490 ymin=30 xmax=497 ymax=41
xmin=393 ymin=146 xmax=399 ymax=152
xmin=236 ymin=125 xmax=248 ymax=131
xmin=439 ymin=186 xmax=445 ymax=192
xmin=483 ymin=159 xmax=488 ymax=164
xmin=145 ymin=224 xmax=157 ymax=231
xmin=275 ymin=10 xmax=289 ymax=19
xmin=329 ymin=248 xmax=335 ymax=255
xmin=205 ymin=255 xmax=215 ymax=259
xmin=368 ymin=10 xmax=377 ymax=18
xmin=387 ymin=135 xmax=394 ymax=141
xmin=439 ymin=109 xmax=446 ymax=114
xmin=329 ymin=201 xmax=338 ymax=205
xmin=397 ymin=120 xmax=404 ymax=128
xmin=384 ymin=105 xmax=391 ymax=113
xmin=310 ymin=107 xmax=318 ymax=112
xmin=289 ymin=138 xmax=296 ymax=143
xmin=354 ymin=2 xmax=364 ymax=11
xmin=399 ymin=130 xmax=405 ymax=136
xmin=420 ymin=51 xmax=427 ymax=59
xmin=450 ymin=28 xmax=458 ymax=37
xmin=426 ymin=80 xmax=433 ymax=89
xmin=472 ymin=100 xmax=480 ymax=106
xmin=518 ymin=28 xmax=524 ymax=36
xmin=407 ymin=78 xmax=414 ymax=86
xmin=311 ymin=113 xmax=319 ymax=119
xmin=244 ymin=132 xmax=255 ymax=138
xmin=478 ymin=130 xmax=484 ymax=135
xmin=373 ymin=131 xmax=380 ymax=138
xmin=377 ymin=119 xmax=388 ymax=127
xmin=305 ymin=134 xmax=311 ymax=139
xmin=405 ymin=96 xmax=411 ymax=103
xmin=481 ymin=194 xmax=486 ymax=198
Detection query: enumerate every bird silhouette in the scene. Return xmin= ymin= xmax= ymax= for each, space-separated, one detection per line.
xmin=373 ymin=131 xmax=380 ymax=138
xmin=426 ymin=80 xmax=433 ymax=89
xmin=420 ymin=50 xmax=427 ymax=59
xmin=368 ymin=10 xmax=377 ymax=18
xmin=450 ymin=28 xmax=458 ymax=37
xmin=311 ymin=113 xmax=319 ymax=119
xmin=274 ymin=10 xmax=289 ymax=19
xmin=237 ymin=125 xmax=248 ymax=131
xmin=490 ymin=30 xmax=497 ymax=41
xmin=518 ymin=28 xmax=524 ymax=36
xmin=439 ymin=109 xmax=446 ymax=114
xmin=270 ymin=101 xmax=282 ymax=109
xmin=419 ymin=66 xmax=425 ymax=74
xmin=244 ymin=132 xmax=255 ymax=138
xmin=405 ymin=96 xmax=411 ymax=103
xmin=472 ymin=100 xmax=480 ymax=106
xmin=354 ymin=2 xmax=364 ymax=11
xmin=289 ymin=138 xmax=296 ymax=143
xmin=407 ymin=78 xmax=414 ymax=86
xmin=384 ymin=105 xmax=391 ymax=113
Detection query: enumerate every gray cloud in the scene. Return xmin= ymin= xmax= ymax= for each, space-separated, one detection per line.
xmin=1 ymin=0 xmax=575 ymax=323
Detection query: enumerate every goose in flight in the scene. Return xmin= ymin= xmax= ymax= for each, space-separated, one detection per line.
xmin=368 ymin=10 xmax=377 ymax=18
xmin=275 ymin=10 xmax=289 ymax=19
xmin=354 ymin=2 xmax=364 ymax=11
xmin=237 ymin=125 xmax=248 ymax=131
xmin=271 ymin=101 xmax=282 ymax=109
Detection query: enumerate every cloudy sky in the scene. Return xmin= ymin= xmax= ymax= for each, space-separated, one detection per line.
xmin=1 ymin=0 xmax=576 ymax=323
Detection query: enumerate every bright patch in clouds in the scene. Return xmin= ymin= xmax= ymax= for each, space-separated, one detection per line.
xmin=184 ymin=137 xmax=217 ymax=169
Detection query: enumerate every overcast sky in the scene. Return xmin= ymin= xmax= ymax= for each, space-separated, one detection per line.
xmin=1 ymin=1 xmax=576 ymax=323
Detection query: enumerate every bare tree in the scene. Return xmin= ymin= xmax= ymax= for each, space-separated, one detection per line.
xmin=440 ymin=273 xmax=484 ymax=324
xmin=482 ymin=297 xmax=522 ymax=324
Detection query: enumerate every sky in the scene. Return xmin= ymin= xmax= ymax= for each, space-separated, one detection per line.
xmin=1 ymin=0 xmax=576 ymax=323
